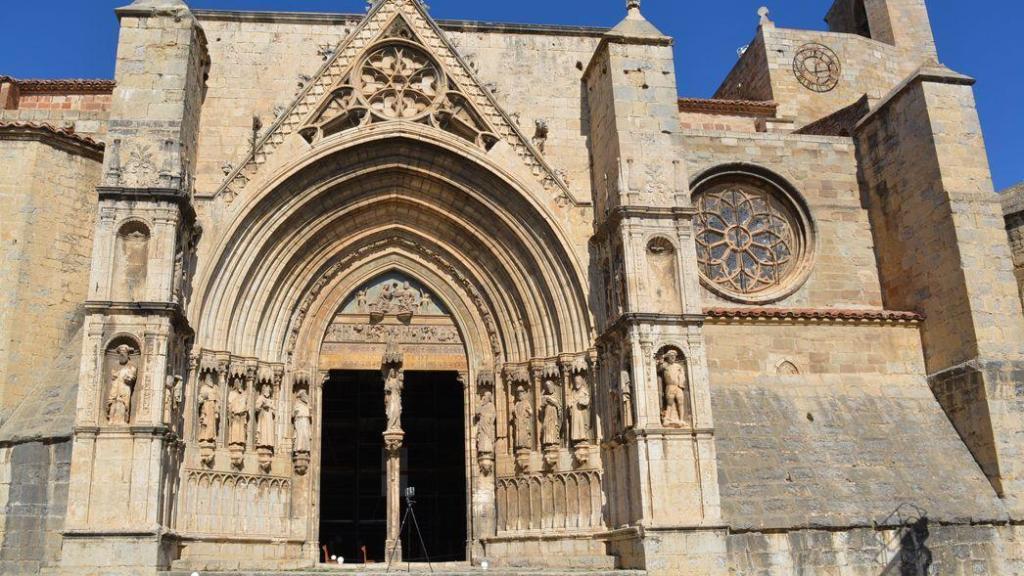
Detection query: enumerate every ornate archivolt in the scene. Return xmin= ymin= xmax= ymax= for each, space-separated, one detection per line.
xmin=192 ymin=136 xmax=590 ymax=366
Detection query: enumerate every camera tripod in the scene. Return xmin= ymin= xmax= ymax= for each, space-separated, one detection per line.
xmin=386 ymin=487 xmax=433 ymax=573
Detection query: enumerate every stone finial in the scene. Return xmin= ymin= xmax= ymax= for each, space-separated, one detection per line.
xmin=758 ymin=6 xmax=775 ymax=28
xmin=627 ymin=0 xmax=641 ymax=12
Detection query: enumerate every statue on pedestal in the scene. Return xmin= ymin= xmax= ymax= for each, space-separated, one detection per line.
xmin=106 ymin=345 xmax=137 ymax=425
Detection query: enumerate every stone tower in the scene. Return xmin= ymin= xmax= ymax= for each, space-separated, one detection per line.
xmin=585 ymin=3 xmax=723 ymax=571
xmin=58 ymin=0 xmax=206 ymax=573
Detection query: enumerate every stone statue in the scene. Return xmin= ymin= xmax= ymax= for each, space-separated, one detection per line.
xmin=475 ymin=390 xmax=496 ymax=475
xmin=197 ymin=374 xmax=219 ymax=443
xmin=420 ymin=292 xmax=433 ymax=312
xmin=106 ymin=344 xmax=137 ymax=425
xmin=512 ymin=385 xmax=534 ymax=451
xmin=570 ymin=374 xmax=590 ymax=442
xmin=292 ymin=388 xmax=312 ymax=453
xmin=620 ymin=369 xmax=634 ymax=430
xmin=227 ymin=379 xmax=249 ymax=448
xmin=658 ymin=349 xmax=690 ymax=427
xmin=163 ymin=374 xmax=183 ymax=424
xmin=356 ymin=290 xmax=368 ymax=312
xmin=292 ymin=388 xmax=312 ymax=475
xmin=255 ymin=383 xmax=276 ymax=449
xmin=384 ymin=367 xmax=404 ymax=432
xmin=540 ymin=379 xmax=562 ymax=448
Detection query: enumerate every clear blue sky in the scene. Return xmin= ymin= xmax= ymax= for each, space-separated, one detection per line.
xmin=1 ymin=1 xmax=1020 ymax=190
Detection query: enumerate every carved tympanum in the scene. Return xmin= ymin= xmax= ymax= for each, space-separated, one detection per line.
xmin=657 ymin=348 xmax=691 ymax=427
xmin=106 ymin=344 xmax=137 ymax=425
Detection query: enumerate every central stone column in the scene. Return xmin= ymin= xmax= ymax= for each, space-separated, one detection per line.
xmin=382 ymin=344 xmax=405 ymax=562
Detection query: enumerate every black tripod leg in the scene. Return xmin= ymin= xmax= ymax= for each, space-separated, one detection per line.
xmin=407 ymin=506 xmax=433 ymax=573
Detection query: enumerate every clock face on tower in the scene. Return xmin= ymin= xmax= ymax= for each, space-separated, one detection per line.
xmin=792 ymin=42 xmax=842 ymax=93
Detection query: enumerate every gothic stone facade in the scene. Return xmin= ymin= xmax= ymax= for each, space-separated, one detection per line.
xmin=2 ymin=0 xmax=1024 ymax=574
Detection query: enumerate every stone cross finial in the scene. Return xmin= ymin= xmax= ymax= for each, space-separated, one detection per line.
xmin=758 ymin=6 xmax=774 ymax=28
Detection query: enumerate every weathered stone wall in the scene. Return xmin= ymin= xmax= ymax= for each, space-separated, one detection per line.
xmin=0 ymin=139 xmax=101 ymax=425
xmin=682 ymin=131 xmax=883 ymax=310
xmin=706 ymin=321 xmax=1007 ymax=530
xmin=0 ymin=442 xmax=71 ymax=576
xmin=727 ymin=523 xmax=1024 ymax=575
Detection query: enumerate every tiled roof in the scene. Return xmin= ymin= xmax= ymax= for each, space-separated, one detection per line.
xmin=704 ymin=307 xmax=924 ymax=323
xmin=0 ymin=121 xmax=105 ymax=157
xmin=677 ymin=98 xmax=777 ymax=118
xmin=0 ymin=76 xmax=115 ymax=94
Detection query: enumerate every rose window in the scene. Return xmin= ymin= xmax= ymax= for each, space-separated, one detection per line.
xmin=356 ymin=43 xmax=445 ymax=121
xmin=693 ymin=174 xmax=813 ymax=302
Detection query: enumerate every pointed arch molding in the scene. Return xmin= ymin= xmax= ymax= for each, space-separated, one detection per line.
xmin=212 ymin=0 xmax=572 ymax=203
xmin=190 ymin=133 xmax=592 ymax=366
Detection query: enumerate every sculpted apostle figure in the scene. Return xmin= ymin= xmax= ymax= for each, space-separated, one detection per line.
xmin=255 ymin=383 xmax=276 ymax=449
xmin=620 ymin=369 xmax=634 ymax=430
xmin=512 ymin=385 xmax=534 ymax=450
xmin=658 ymin=349 xmax=690 ymax=427
xmin=227 ymin=379 xmax=249 ymax=448
xmin=570 ymin=373 xmax=591 ymax=442
xmin=106 ymin=345 xmax=137 ymax=425
xmin=384 ymin=367 xmax=403 ymax=432
xmin=475 ymin=390 xmax=496 ymax=455
xmin=197 ymin=374 xmax=219 ymax=442
xmin=292 ymin=389 xmax=312 ymax=453
xmin=540 ymin=379 xmax=562 ymax=448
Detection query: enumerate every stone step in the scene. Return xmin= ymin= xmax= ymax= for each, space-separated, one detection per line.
xmin=161 ymin=566 xmax=645 ymax=576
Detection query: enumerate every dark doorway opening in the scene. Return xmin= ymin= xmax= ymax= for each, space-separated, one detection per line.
xmin=401 ymin=370 xmax=467 ymax=563
xmin=318 ymin=369 xmax=466 ymax=564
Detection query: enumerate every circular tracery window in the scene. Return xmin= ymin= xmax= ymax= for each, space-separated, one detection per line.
xmin=356 ymin=42 xmax=446 ymax=121
xmin=693 ymin=173 xmax=813 ymax=303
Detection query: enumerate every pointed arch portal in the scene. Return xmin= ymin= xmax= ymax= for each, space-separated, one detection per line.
xmin=188 ymin=129 xmax=593 ymax=562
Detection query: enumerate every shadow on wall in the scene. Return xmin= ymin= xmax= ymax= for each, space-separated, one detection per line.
xmin=877 ymin=504 xmax=933 ymax=576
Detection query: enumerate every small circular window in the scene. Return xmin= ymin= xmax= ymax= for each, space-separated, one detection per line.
xmin=693 ymin=171 xmax=814 ymax=303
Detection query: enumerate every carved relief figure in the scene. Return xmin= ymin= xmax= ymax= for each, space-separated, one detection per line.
xmin=163 ymin=374 xmax=183 ymax=425
xmin=255 ymin=383 xmax=276 ymax=472
xmin=227 ymin=379 xmax=249 ymax=448
xmin=293 ymin=389 xmax=312 ymax=453
xmin=512 ymin=385 xmax=534 ymax=450
xmin=384 ymin=368 xmax=404 ymax=432
xmin=106 ymin=344 xmax=137 ymax=425
xmin=620 ymin=369 xmax=634 ymax=430
xmin=255 ymin=384 xmax=276 ymax=449
xmin=356 ymin=290 xmax=368 ymax=312
xmin=197 ymin=374 xmax=219 ymax=443
xmin=570 ymin=374 xmax=591 ymax=443
xmin=475 ymin=390 xmax=496 ymax=475
xmin=540 ymin=379 xmax=562 ymax=448
xmin=292 ymin=388 xmax=312 ymax=475
xmin=658 ymin=349 xmax=691 ymax=427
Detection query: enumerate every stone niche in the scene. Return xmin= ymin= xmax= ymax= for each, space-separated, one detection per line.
xmin=646 ymin=236 xmax=682 ymax=314
xmin=102 ymin=335 xmax=142 ymax=425
xmin=112 ymin=220 xmax=150 ymax=302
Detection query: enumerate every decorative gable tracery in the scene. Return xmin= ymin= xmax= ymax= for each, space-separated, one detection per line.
xmin=215 ymin=0 xmax=568 ymax=202
xmin=298 ymin=20 xmax=497 ymax=151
